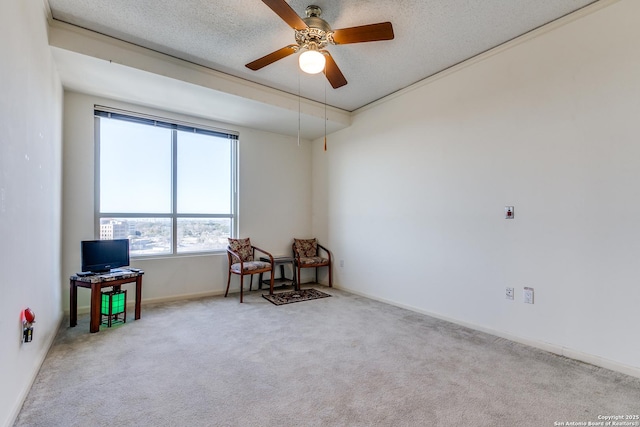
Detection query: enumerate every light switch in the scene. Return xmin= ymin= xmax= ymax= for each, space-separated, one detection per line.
xmin=524 ymin=287 xmax=534 ymax=304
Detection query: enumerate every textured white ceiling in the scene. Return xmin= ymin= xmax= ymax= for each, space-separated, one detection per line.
xmin=48 ymin=0 xmax=597 ymax=112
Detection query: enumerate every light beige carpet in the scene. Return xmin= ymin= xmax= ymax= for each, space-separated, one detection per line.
xmin=14 ymin=286 xmax=640 ymax=426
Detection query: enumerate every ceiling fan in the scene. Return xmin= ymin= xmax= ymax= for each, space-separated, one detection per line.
xmin=246 ymin=0 xmax=394 ymax=89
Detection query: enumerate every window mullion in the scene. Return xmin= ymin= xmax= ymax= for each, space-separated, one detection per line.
xmin=231 ymin=136 xmax=238 ymax=238
xmin=94 ymin=116 xmax=101 ymax=239
xmin=172 ymin=129 xmax=178 ymax=255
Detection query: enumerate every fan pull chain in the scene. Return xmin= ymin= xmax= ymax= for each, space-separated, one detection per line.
xmin=297 ymin=71 xmax=301 ymax=147
xmin=324 ymin=78 xmax=327 ymax=151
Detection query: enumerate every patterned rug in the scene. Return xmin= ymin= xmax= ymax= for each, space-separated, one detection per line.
xmin=262 ymin=288 xmax=331 ymax=306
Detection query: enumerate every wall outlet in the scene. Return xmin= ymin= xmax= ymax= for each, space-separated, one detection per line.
xmin=506 ymin=287 xmax=514 ymax=300
xmin=339 ymin=259 xmax=344 ymax=268
xmin=524 ymin=287 xmax=534 ymax=304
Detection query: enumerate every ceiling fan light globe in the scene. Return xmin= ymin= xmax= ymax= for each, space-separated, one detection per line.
xmin=299 ymin=50 xmax=326 ymax=74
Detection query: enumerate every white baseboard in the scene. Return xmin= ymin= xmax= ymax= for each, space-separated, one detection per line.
xmin=66 ymin=290 xmax=226 ymax=316
xmin=335 ymin=285 xmax=640 ymax=380
xmin=132 ymin=290 xmax=226 ymax=306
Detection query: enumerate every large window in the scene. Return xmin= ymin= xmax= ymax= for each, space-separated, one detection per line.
xmin=95 ymin=108 xmax=238 ymax=257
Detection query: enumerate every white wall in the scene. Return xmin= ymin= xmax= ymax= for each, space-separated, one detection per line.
xmin=313 ymin=0 xmax=640 ymax=376
xmin=0 ymin=1 xmax=63 ymax=426
xmin=62 ymin=92 xmax=312 ymax=312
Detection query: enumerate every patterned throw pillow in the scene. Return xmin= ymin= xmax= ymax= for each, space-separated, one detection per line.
xmin=294 ymin=238 xmax=317 ymax=258
xmin=228 ymin=238 xmax=253 ymax=264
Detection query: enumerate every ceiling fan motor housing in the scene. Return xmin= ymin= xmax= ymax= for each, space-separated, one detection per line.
xmin=296 ymin=5 xmax=334 ymax=50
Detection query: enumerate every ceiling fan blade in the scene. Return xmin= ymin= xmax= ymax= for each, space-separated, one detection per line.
xmin=331 ymin=22 xmax=394 ymax=44
xmin=261 ymin=0 xmax=307 ymax=31
xmin=322 ymin=51 xmax=347 ymax=89
xmin=246 ymin=45 xmax=298 ymax=71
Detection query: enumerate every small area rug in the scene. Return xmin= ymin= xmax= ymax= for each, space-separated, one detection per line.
xmin=262 ymin=288 xmax=331 ymax=305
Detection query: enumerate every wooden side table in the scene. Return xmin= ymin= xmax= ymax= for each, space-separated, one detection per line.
xmin=259 ymin=256 xmax=298 ymax=290
xmin=70 ymin=270 xmax=143 ymax=333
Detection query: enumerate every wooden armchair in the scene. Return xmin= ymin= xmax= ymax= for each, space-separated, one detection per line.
xmin=225 ymin=238 xmax=274 ymax=303
xmin=292 ymin=238 xmax=332 ymax=288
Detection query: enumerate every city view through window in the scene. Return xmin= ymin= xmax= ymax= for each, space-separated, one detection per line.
xmin=100 ymin=218 xmax=231 ymax=256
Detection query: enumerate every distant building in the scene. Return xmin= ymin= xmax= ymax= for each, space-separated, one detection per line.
xmin=100 ymin=220 xmax=128 ymax=240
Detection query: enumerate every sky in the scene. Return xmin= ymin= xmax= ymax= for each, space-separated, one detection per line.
xmin=99 ymin=117 xmax=232 ymax=215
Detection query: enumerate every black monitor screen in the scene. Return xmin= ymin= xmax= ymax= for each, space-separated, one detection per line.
xmin=81 ymin=239 xmax=130 ymax=273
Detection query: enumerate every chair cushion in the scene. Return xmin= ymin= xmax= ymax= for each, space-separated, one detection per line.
xmin=228 ymin=238 xmax=252 ymax=264
xmin=298 ymin=256 xmax=328 ymax=266
xmin=294 ymin=238 xmax=317 ymax=257
xmin=230 ymin=261 xmax=271 ymax=273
